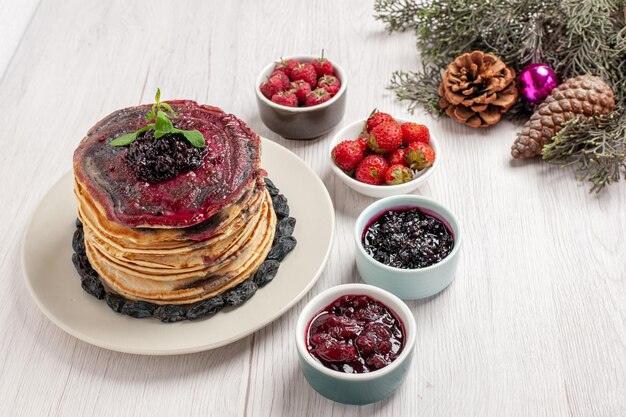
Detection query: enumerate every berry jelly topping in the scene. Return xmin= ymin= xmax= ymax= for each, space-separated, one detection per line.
xmin=306 ymin=294 xmax=404 ymax=374
xmin=127 ymin=130 xmax=207 ymax=183
xmin=363 ymin=207 xmax=454 ymax=269
xmin=73 ymin=100 xmax=261 ymax=228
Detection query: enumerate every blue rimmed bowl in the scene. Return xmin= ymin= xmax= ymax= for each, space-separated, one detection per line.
xmin=354 ymin=195 xmax=462 ymax=300
xmin=295 ymin=283 xmax=416 ymax=405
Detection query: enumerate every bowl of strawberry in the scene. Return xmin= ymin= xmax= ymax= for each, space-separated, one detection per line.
xmin=329 ymin=111 xmax=438 ymax=198
xmin=255 ymin=53 xmax=347 ymax=139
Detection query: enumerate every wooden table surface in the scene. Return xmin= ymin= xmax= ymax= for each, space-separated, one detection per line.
xmin=0 ymin=1 xmax=624 ymax=416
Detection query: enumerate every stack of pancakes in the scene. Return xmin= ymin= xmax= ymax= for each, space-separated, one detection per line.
xmin=72 ymin=100 xmax=276 ymax=306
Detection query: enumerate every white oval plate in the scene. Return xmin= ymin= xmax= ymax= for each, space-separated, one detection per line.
xmin=22 ymin=138 xmax=335 ymax=355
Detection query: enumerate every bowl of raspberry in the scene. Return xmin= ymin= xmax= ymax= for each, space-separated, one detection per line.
xmin=255 ymin=53 xmax=347 ymax=139
xmin=329 ymin=112 xmax=439 ymax=198
xmin=354 ymin=195 xmax=462 ymax=300
xmin=295 ymin=283 xmax=416 ymax=405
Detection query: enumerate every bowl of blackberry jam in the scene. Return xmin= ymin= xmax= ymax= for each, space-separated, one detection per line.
xmin=296 ymin=283 xmax=416 ymax=405
xmin=354 ymin=195 xmax=462 ymax=300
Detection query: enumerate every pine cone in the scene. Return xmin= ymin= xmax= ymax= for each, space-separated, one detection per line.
xmin=511 ymin=74 xmax=615 ymax=159
xmin=438 ymin=51 xmax=518 ymax=128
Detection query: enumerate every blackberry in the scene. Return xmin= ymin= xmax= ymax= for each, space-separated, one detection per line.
xmin=126 ymin=130 xmax=206 ymax=183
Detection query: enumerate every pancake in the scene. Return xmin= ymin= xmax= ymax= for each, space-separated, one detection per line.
xmin=71 ymin=98 xmax=295 ymax=319
xmin=73 ymin=100 xmax=261 ymax=228
xmin=84 ymin=191 xmax=276 ymax=304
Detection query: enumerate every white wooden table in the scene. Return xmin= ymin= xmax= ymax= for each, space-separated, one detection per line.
xmin=1 ymin=1 xmax=624 ymax=416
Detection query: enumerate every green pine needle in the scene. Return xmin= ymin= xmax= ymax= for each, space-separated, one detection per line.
xmin=374 ymin=0 xmax=626 ymax=192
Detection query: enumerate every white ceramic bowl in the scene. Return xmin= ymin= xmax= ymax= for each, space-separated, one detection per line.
xmin=255 ymin=54 xmax=348 ymax=139
xmin=329 ymin=117 xmax=440 ymax=198
xmin=354 ymin=195 xmax=462 ymax=300
xmin=295 ymin=283 xmax=416 ymax=405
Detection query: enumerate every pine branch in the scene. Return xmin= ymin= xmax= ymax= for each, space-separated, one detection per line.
xmin=542 ymin=111 xmax=626 ymax=192
xmin=374 ymin=0 xmax=626 ymax=191
xmin=373 ymin=0 xmax=423 ymax=32
xmin=388 ymin=65 xmax=443 ymax=116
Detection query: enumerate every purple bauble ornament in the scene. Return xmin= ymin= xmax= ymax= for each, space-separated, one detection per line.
xmin=518 ymin=63 xmax=558 ymax=105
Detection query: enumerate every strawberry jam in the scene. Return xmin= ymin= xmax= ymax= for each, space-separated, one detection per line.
xmin=306 ymin=295 xmax=404 ymax=374
xmin=363 ymin=207 xmax=453 ymax=269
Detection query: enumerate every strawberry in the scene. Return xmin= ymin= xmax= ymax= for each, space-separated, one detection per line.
xmin=275 ymin=59 xmax=300 ymax=78
xmin=271 ymin=91 xmax=298 ymax=107
xmin=405 ymin=142 xmax=436 ymax=170
xmin=401 ymin=122 xmax=430 ymax=147
xmin=312 ymin=54 xmax=334 ymax=77
xmin=260 ymin=77 xmax=285 ymax=99
xmin=290 ymin=80 xmax=311 ymax=104
xmin=386 ymin=148 xmax=407 ymax=166
xmin=366 ymin=110 xmax=396 ymax=133
xmin=355 ymin=155 xmax=388 ymax=185
xmin=368 ymin=122 xmax=402 ymax=155
xmin=270 ymin=70 xmax=291 ymax=89
xmin=355 ymin=137 xmax=369 ymax=157
xmin=305 ymin=88 xmax=332 ymax=106
xmin=317 ymin=75 xmax=341 ymax=96
xmin=331 ymin=140 xmax=364 ymax=172
xmin=291 ymin=63 xmax=318 ymax=89
xmin=384 ymin=164 xmax=413 ymax=185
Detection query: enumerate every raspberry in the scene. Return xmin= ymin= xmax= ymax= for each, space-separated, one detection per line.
xmin=317 ymin=75 xmax=341 ymax=96
xmin=271 ymin=91 xmax=298 ymax=107
xmin=260 ymin=76 xmax=284 ymax=99
xmin=304 ymin=88 xmax=332 ymax=107
xmin=291 ymin=63 xmax=318 ymax=89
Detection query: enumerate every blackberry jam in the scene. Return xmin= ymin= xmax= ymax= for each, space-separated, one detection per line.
xmin=306 ymin=295 xmax=404 ymax=374
xmin=126 ymin=130 xmax=207 ymax=183
xmin=363 ymin=207 xmax=454 ymax=269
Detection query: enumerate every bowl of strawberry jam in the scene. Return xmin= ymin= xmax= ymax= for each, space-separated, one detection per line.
xmin=296 ymin=283 xmax=416 ymax=405
xmin=354 ymin=195 xmax=462 ymax=300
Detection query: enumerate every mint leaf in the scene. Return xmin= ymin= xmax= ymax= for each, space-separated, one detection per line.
xmin=110 ymin=132 xmax=139 ymax=146
xmin=109 ymin=89 xmax=205 ymax=149
xmin=176 ymin=129 xmax=205 ymax=147
xmin=154 ymin=110 xmax=174 ymax=138
xmin=160 ymin=102 xmax=176 ymax=117
xmin=109 ymin=125 xmax=151 ymax=146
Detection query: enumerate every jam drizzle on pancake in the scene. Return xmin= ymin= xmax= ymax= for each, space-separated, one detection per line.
xmin=73 ymin=100 xmax=260 ymax=228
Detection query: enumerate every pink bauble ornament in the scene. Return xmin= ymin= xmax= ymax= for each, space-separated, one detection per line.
xmin=518 ymin=64 xmax=558 ymax=105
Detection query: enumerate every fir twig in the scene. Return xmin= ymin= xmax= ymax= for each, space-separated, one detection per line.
xmin=374 ymin=0 xmax=626 ymax=191
xmin=542 ymin=111 xmax=626 ymax=192
xmin=388 ymin=65 xmax=443 ymax=116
